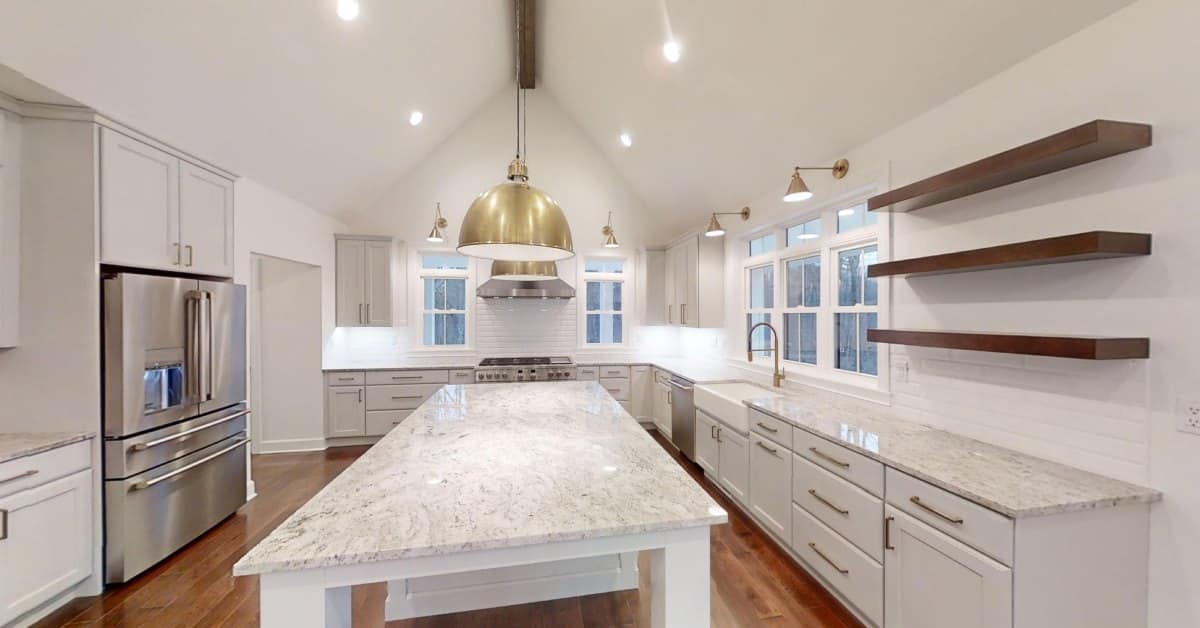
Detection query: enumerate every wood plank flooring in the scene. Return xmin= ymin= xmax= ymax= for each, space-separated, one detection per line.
xmin=36 ymin=433 xmax=862 ymax=627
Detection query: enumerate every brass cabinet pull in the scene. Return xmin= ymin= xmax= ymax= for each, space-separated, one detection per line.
xmin=710 ymin=425 xmax=717 ymax=440
xmin=681 ymin=303 xmax=688 ymax=325
xmin=0 ymin=509 xmax=7 ymax=541
xmin=755 ymin=440 xmax=779 ymax=456
xmin=809 ymin=447 xmax=851 ymax=469
xmin=358 ymin=304 xmax=364 ymax=324
xmin=667 ymin=305 xmax=672 ymax=324
xmin=390 ymin=395 xmax=423 ymax=400
xmin=716 ymin=427 xmax=722 ymax=443
xmin=336 ymin=376 xmax=355 ymax=382
xmin=185 ymin=244 xmax=194 ymax=267
xmin=0 ymin=470 xmax=37 ymax=485
xmin=358 ymin=388 xmax=363 ymax=403
xmin=365 ymin=303 xmax=371 ymax=322
xmin=174 ymin=242 xmax=182 ymax=265
xmin=808 ymin=542 xmax=849 ymax=575
xmin=808 ymin=489 xmax=849 ymax=516
xmin=884 ymin=516 xmax=895 ymax=550
xmin=755 ymin=421 xmax=778 ymax=433
xmin=909 ymin=496 xmax=964 ymax=525
xmin=391 ymin=375 xmax=423 ymax=380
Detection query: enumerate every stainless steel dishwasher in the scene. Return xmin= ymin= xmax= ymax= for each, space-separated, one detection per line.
xmin=668 ymin=376 xmax=696 ymax=460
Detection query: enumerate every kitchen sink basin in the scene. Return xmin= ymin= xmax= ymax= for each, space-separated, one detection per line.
xmin=694 ymin=382 xmax=781 ymax=433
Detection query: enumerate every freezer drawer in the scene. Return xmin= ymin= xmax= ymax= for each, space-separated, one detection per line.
xmin=104 ymin=433 xmax=248 ymax=583
xmin=105 ymin=404 xmax=249 ymax=479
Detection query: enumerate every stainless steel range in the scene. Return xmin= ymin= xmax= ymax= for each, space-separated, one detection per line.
xmin=476 ymin=356 xmax=576 ymax=383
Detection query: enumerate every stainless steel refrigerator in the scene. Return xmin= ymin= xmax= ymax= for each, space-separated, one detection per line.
xmin=102 ymin=272 xmax=249 ymax=584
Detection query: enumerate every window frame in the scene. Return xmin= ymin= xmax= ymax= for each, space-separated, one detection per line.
xmin=579 ymin=254 xmax=631 ymax=348
xmin=745 ymin=262 xmax=776 ymax=357
xmin=412 ymin=249 xmax=474 ymax=352
xmin=832 ymin=241 xmax=880 ymax=377
xmin=739 ymin=184 xmax=890 ymax=391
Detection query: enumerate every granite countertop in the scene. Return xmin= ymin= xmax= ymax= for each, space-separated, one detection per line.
xmin=0 ymin=432 xmax=94 ymax=464
xmin=744 ymin=392 xmax=1160 ymax=518
xmin=324 ymin=355 xmax=749 ymax=385
xmin=323 ymin=358 xmax=477 ymax=371
xmin=234 ymin=381 xmax=727 ymax=576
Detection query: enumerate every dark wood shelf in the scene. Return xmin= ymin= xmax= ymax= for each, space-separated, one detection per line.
xmin=867 ymin=120 xmax=1152 ymax=213
xmin=867 ymin=231 xmax=1151 ymax=278
xmin=867 ymin=329 xmax=1149 ymax=360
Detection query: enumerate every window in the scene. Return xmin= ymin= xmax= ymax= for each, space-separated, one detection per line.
xmin=583 ymin=257 xmax=625 ymax=345
xmin=420 ymin=253 xmax=469 ymax=346
xmin=741 ymin=193 xmax=884 ymax=386
xmin=746 ymin=264 xmax=774 ymax=356
xmin=783 ymin=255 xmax=819 ymax=364
xmin=786 ymin=217 xmax=822 ymax=247
xmin=748 ymin=233 xmax=776 ymax=257
xmin=835 ymin=245 xmax=878 ymax=375
xmin=836 ymin=202 xmax=876 ymax=233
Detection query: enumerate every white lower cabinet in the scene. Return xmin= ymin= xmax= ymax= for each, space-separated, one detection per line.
xmin=748 ymin=433 xmax=791 ymax=541
xmin=716 ymin=427 xmax=749 ymax=506
xmin=883 ymin=506 xmax=1012 ymax=628
xmin=651 ymin=370 xmax=672 ymax=437
xmin=694 ymin=410 xmax=719 ymax=477
xmin=0 ymin=468 xmax=93 ymax=625
xmin=794 ymin=504 xmax=884 ymax=626
xmin=630 ymin=366 xmax=651 ymax=420
xmin=326 ymin=386 xmax=366 ymax=437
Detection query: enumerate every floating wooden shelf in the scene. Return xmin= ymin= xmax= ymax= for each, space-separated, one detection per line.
xmin=867 ymin=120 xmax=1152 ymax=213
xmin=867 ymin=231 xmax=1151 ymax=278
xmin=867 ymin=329 xmax=1149 ymax=360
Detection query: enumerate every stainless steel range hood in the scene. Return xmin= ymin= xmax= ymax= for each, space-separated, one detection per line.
xmin=477 ymin=277 xmax=575 ymax=299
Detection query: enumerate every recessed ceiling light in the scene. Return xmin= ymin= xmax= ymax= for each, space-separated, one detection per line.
xmin=619 ymin=133 xmax=632 ymax=148
xmin=662 ymin=40 xmax=681 ymax=63
xmin=409 ymin=111 xmax=424 ymax=126
xmin=336 ymin=0 xmax=360 ymax=21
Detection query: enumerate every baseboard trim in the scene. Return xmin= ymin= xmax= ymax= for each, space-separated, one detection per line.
xmin=254 ymin=437 xmax=328 ymax=454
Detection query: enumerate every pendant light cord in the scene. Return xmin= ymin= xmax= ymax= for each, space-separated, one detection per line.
xmin=515 ymin=0 xmax=522 ymax=160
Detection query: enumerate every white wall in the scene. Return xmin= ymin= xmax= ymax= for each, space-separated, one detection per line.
xmin=711 ymin=0 xmax=1198 ymax=624
xmin=333 ymin=87 xmax=666 ymax=362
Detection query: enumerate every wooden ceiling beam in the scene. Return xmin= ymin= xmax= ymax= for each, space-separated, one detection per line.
xmin=516 ymin=0 xmax=535 ymax=89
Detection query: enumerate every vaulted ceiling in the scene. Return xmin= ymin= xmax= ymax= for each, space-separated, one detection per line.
xmin=0 ymin=0 xmax=1134 ymax=239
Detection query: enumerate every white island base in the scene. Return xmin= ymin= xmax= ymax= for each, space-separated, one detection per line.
xmin=260 ymin=526 xmax=710 ymax=628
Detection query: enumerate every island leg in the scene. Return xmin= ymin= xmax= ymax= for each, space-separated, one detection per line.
xmin=647 ymin=526 xmax=711 ymax=628
xmin=259 ymin=570 xmax=352 ymax=628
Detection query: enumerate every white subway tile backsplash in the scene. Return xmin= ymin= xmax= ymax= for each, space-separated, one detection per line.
xmin=475 ymin=297 xmax=576 ymax=357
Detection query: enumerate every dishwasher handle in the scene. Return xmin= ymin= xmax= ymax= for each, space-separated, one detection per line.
xmin=667 ymin=380 xmax=694 ymax=392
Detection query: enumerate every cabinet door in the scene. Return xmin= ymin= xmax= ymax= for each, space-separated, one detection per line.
xmin=0 ymin=469 xmax=93 ymax=625
xmin=335 ymin=239 xmax=366 ymax=327
xmin=99 ymin=128 xmax=180 ymax=270
xmin=718 ymin=427 xmax=749 ymax=505
xmin=326 ymin=386 xmax=365 ymax=437
xmin=363 ymin=240 xmax=392 ymax=326
xmin=681 ymin=236 xmax=699 ymax=327
xmin=694 ymin=411 xmax=719 ymax=477
xmin=884 ymin=506 xmax=1012 ymax=628
xmin=664 ymin=245 xmax=677 ymax=324
xmin=631 ymin=366 xmax=650 ymax=420
xmin=652 ymin=379 xmax=672 ymax=437
xmin=178 ymin=162 xmax=234 ymax=277
xmin=749 ymin=434 xmax=792 ymax=541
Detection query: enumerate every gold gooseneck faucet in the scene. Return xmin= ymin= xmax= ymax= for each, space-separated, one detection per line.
xmin=747 ymin=321 xmax=786 ymax=388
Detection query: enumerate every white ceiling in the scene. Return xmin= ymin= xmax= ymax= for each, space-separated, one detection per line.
xmin=0 ymin=0 xmax=1134 ymax=233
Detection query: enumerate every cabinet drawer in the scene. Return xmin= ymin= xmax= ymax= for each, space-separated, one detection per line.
xmin=598 ymin=365 xmax=630 ymax=379
xmin=599 ymin=377 xmax=630 ymax=401
xmin=325 ymin=371 xmax=365 ymax=386
xmin=448 ymin=369 xmax=474 ymax=384
xmin=886 ymin=468 xmax=1014 ymax=566
xmin=793 ymin=454 xmax=884 ymax=562
xmin=366 ymin=370 xmax=448 ymax=385
xmin=576 ymin=366 xmax=599 ymax=380
xmin=365 ymin=410 xmax=414 ymax=436
xmin=0 ymin=441 xmax=91 ymax=500
xmin=750 ymin=409 xmax=790 ymax=448
xmin=365 ymin=384 xmax=444 ymax=410
xmin=792 ymin=503 xmax=883 ymax=626
xmin=792 ymin=428 xmax=883 ymax=497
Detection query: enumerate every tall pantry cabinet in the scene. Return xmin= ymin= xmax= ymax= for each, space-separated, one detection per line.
xmin=663 ymin=233 xmax=723 ymax=328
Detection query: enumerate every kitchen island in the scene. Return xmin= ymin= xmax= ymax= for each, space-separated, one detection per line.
xmin=235 ymin=381 xmax=727 ymax=627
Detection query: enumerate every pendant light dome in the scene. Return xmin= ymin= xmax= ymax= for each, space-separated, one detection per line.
xmin=490 ymin=260 xmax=559 ymax=282
xmin=456 ymin=0 xmax=574 ymax=262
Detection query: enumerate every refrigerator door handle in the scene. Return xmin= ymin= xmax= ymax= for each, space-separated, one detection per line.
xmin=205 ymin=291 xmax=214 ymax=401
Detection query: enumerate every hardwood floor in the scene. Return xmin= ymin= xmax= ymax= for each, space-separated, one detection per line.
xmin=36 ymin=433 xmax=863 ymax=628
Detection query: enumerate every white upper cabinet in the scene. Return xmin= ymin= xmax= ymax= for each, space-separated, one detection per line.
xmin=178 ymin=161 xmax=234 ymax=277
xmin=336 ymin=235 xmax=393 ymax=327
xmin=0 ymin=112 xmax=18 ymax=347
xmin=99 ymin=127 xmax=235 ymax=277
xmin=663 ymin=234 xmax=723 ymax=328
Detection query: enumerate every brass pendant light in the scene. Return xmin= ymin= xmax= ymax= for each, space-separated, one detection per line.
xmin=490 ymin=260 xmax=559 ymax=281
xmin=457 ymin=0 xmax=574 ymax=262
xmin=426 ymin=202 xmax=448 ymax=243
xmin=602 ymin=211 xmax=619 ymax=248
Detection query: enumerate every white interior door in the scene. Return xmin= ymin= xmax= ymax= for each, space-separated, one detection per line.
xmin=884 ymin=506 xmax=1012 ymax=628
xmin=178 ymin=162 xmax=234 ymax=277
xmin=99 ymin=128 xmax=179 ymax=270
